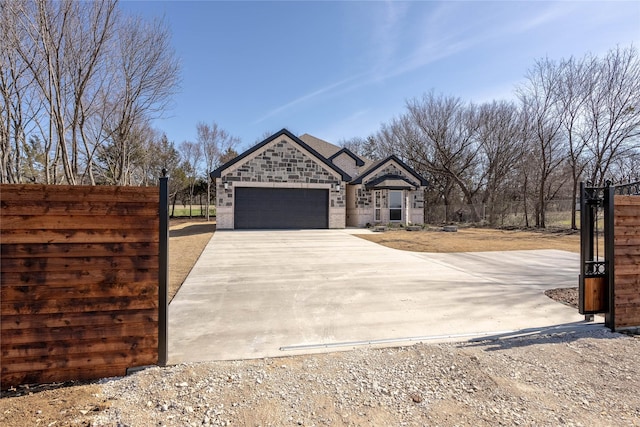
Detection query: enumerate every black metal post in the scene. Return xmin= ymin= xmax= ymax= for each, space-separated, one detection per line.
xmin=158 ymin=169 xmax=169 ymax=366
xmin=579 ymin=182 xmax=586 ymax=314
xmin=604 ymin=184 xmax=615 ymax=330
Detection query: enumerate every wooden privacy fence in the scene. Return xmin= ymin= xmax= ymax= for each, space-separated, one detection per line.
xmin=612 ymin=194 xmax=640 ymax=329
xmin=579 ymin=182 xmax=640 ymax=331
xmin=1 ymin=183 xmax=168 ymax=389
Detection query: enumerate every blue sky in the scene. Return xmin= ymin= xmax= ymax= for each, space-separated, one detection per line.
xmin=121 ymin=1 xmax=640 ymax=151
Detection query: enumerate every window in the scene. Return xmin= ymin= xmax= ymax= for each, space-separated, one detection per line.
xmin=389 ymin=190 xmax=402 ymax=221
xmin=374 ymin=190 xmax=381 ymax=221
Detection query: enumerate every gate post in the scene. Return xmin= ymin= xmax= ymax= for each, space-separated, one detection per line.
xmin=604 ymin=183 xmax=615 ymax=330
xmin=159 ymin=170 xmax=169 ymax=366
xmin=579 ymin=182 xmax=608 ymax=320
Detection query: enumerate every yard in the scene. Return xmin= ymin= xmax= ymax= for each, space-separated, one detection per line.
xmin=2 ymin=222 xmax=621 ymax=427
xmin=356 ymin=227 xmax=585 ymax=253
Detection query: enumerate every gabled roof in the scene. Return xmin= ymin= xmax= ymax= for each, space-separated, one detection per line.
xmin=350 ymin=155 xmax=429 ymax=186
xmin=328 ymin=148 xmax=365 ymax=167
xmin=364 ymin=174 xmax=419 ymax=190
xmin=210 ymin=128 xmax=352 ymax=181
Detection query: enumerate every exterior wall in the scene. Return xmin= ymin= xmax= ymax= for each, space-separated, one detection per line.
xmin=408 ymin=190 xmax=425 ymax=225
xmin=346 ymin=184 xmax=358 ymax=227
xmin=348 ymin=159 xmax=426 ymax=226
xmin=347 ymin=186 xmax=425 ymax=227
xmin=349 ymin=184 xmax=375 ymax=227
xmin=216 ymin=135 xmax=345 ymax=229
xmin=331 ymin=152 xmax=359 ymax=178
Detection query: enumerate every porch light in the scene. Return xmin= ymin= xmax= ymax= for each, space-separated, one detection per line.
xmin=224 ymin=182 xmax=229 ymax=190
xmin=335 ymin=183 xmax=341 ymax=192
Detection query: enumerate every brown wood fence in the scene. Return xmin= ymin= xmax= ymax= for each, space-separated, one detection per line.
xmin=1 ymin=184 xmax=160 ymax=389
xmin=613 ymin=195 xmax=640 ymax=329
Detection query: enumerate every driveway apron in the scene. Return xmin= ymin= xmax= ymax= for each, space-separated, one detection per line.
xmin=168 ymin=230 xmax=587 ymax=364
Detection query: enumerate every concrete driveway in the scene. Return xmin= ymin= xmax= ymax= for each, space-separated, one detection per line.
xmin=168 ymin=230 xmax=588 ymax=364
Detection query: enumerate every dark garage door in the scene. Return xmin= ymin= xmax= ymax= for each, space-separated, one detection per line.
xmin=234 ymin=187 xmax=329 ymax=229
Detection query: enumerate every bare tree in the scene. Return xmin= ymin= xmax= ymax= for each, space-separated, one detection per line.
xmin=100 ymin=14 xmax=180 ymax=185
xmin=517 ymin=58 xmax=567 ymax=228
xmin=1 ymin=1 xmax=179 ymax=185
xmin=219 ymin=147 xmax=239 ymax=165
xmin=65 ymin=0 xmax=117 ymax=184
xmin=475 ymin=100 xmax=525 ymax=226
xmin=339 ymin=135 xmax=383 ymax=161
xmin=404 ymin=93 xmax=484 ymax=221
xmin=180 ymin=140 xmax=202 ymax=218
xmin=196 ymin=121 xmax=239 ymax=221
xmin=555 ymin=54 xmax=597 ymax=228
xmin=584 ymin=45 xmax=640 ymax=187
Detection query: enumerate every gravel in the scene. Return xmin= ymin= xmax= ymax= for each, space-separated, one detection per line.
xmin=85 ymin=327 xmax=640 ymax=426
xmin=3 ymin=288 xmax=637 ymax=426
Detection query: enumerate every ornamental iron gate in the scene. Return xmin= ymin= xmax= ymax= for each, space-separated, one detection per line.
xmin=579 ymin=181 xmax=640 ymax=331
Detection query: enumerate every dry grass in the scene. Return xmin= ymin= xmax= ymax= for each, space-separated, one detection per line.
xmin=169 ymin=219 xmax=215 ymax=302
xmin=356 ymin=227 xmax=588 ymax=253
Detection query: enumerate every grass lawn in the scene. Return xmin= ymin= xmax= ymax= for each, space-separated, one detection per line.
xmin=171 ymin=206 xmax=215 ymax=218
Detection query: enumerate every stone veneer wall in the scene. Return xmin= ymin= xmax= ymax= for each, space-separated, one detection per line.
xmin=216 ymin=137 xmax=345 ymax=229
xmin=348 ymin=161 xmax=425 ymax=227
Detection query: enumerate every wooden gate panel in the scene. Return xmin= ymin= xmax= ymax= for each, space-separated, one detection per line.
xmin=614 ymin=195 xmax=640 ymax=329
xmin=1 ymin=184 xmax=159 ymax=389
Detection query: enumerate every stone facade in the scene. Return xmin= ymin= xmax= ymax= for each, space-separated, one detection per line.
xmin=346 ymin=160 xmax=425 ymax=227
xmin=216 ymin=135 xmax=346 ymax=229
xmin=212 ymin=130 xmax=426 ymax=230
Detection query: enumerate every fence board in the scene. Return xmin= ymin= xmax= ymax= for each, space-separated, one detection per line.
xmin=2 ymin=295 xmax=157 ymax=315
xmin=2 ymin=321 xmax=157 ymax=345
xmin=1 ymin=309 xmax=157 ymax=330
xmin=0 ymin=184 xmax=159 ymax=202
xmin=2 ymin=336 xmax=158 ymax=359
xmin=1 ymin=256 xmax=158 ymax=273
xmin=1 ymin=269 xmax=159 ymax=287
xmin=1 ymin=200 xmax=158 ymax=216
xmin=1 ymin=364 xmax=149 ymax=387
xmin=0 ymin=228 xmax=158 ymax=244
xmin=1 ymin=281 xmax=158 ymax=302
xmin=1 ymin=214 xmax=158 ymax=230
xmin=1 ymin=183 xmax=160 ymax=389
xmin=1 ymin=242 xmax=158 ymax=258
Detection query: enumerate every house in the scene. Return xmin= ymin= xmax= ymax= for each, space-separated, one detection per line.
xmin=210 ymin=129 xmax=427 ymax=229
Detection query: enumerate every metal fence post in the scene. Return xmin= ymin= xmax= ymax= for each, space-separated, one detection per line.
xmin=158 ymin=169 xmax=169 ymax=366
xmin=604 ymin=183 xmax=615 ymax=330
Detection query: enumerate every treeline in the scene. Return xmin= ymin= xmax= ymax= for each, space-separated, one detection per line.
xmin=343 ymin=46 xmax=640 ymax=228
xmin=0 ymin=0 xmax=180 ymax=185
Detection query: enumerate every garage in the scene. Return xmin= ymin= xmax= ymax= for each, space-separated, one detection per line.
xmin=234 ymin=187 xmax=329 ymax=229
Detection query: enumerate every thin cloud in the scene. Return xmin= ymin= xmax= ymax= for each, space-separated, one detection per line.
xmin=252 ymin=2 xmax=596 ymax=124
xmin=252 ymin=74 xmax=365 ymax=124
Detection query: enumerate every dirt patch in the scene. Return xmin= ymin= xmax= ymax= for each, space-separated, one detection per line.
xmin=545 ymin=287 xmax=579 ymax=309
xmin=357 ymin=227 xmax=584 ymax=253
xmin=0 ymin=383 xmax=106 ymax=426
